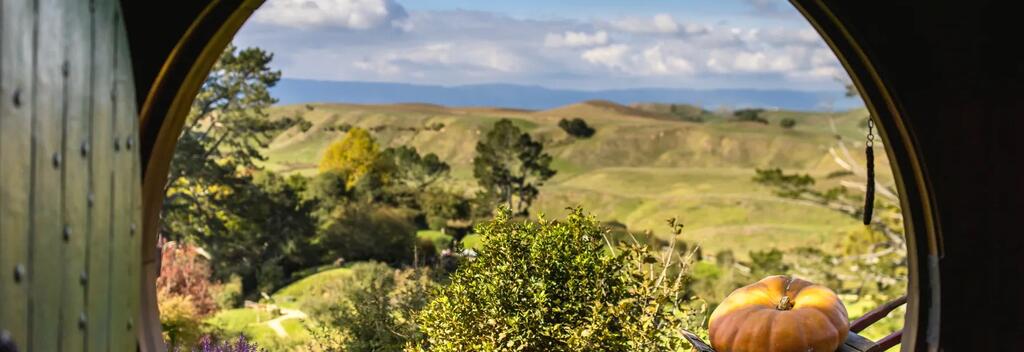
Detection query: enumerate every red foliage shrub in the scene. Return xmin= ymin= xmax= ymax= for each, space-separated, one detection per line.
xmin=157 ymin=238 xmax=218 ymax=316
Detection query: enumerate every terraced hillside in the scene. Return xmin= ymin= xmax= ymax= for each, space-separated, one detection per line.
xmin=262 ymin=101 xmax=890 ymax=256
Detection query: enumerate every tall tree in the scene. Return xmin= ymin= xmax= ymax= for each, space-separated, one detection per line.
xmin=379 ymin=145 xmax=450 ymax=191
xmin=472 ymin=119 xmax=555 ymax=216
xmin=319 ymin=127 xmax=382 ymax=189
xmin=162 ymin=44 xmax=312 ymax=295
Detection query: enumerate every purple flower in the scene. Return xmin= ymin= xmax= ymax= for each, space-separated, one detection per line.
xmin=183 ymin=335 xmax=262 ymax=352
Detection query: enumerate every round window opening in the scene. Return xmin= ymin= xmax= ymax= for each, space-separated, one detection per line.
xmin=154 ymin=1 xmax=910 ymax=351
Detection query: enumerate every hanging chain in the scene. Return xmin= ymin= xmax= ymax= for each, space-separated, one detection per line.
xmin=866 ymin=119 xmax=875 ymax=148
xmin=863 ymin=118 xmax=876 ymax=225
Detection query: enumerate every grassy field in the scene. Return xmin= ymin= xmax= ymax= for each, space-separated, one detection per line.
xmin=208 ymin=267 xmax=359 ymax=349
xmin=205 ymin=308 xmax=308 ymax=349
xmin=209 ymin=230 xmax=453 ymax=349
xmin=262 ymin=101 xmax=889 ymax=258
xmin=416 ymin=230 xmax=453 ymax=253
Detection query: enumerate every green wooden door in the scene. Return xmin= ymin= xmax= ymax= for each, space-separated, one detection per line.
xmin=1 ymin=0 xmax=141 ymax=350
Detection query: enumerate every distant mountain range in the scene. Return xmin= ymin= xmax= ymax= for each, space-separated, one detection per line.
xmin=270 ymin=79 xmax=862 ymax=112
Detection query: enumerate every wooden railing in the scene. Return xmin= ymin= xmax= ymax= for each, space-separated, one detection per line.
xmin=846 ymin=295 xmax=908 ymax=352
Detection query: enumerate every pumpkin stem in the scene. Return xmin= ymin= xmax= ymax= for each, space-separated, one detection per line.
xmin=777 ymin=276 xmax=795 ymax=310
xmin=777 ymin=295 xmax=793 ymax=310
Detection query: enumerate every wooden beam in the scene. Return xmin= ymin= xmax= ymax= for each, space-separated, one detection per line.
xmin=850 ymin=295 xmax=908 ymax=333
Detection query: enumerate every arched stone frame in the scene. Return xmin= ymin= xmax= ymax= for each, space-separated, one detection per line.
xmin=132 ymin=1 xmax=944 ymax=351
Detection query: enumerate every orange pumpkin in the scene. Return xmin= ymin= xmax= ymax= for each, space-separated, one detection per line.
xmin=708 ymin=275 xmax=849 ymax=352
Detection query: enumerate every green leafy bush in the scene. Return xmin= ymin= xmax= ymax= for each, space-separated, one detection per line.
xmin=414 ymin=208 xmax=703 ymax=351
xmin=317 ymin=205 xmax=418 ymax=264
xmin=558 ymin=117 xmax=596 ymax=138
xmin=415 ymin=236 xmax=440 ymax=264
xmin=296 ymin=118 xmax=314 ymax=132
xmin=749 ymin=248 xmax=788 ymax=278
xmin=418 ymin=188 xmax=471 ymax=232
xmin=159 ymin=291 xmax=204 ymax=348
xmin=305 ymin=262 xmax=436 ymax=352
xmin=780 ymin=117 xmax=797 ymax=129
xmin=732 ymin=108 xmax=768 ymax=124
xmin=211 ymin=275 xmax=244 ymax=310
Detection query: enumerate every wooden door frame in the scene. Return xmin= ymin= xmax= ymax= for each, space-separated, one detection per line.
xmin=135 ymin=2 xmax=263 ymax=351
xmin=132 ymin=1 xmax=943 ymax=351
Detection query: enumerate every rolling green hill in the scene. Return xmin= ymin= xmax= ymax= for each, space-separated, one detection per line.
xmin=261 ymin=101 xmax=890 ymax=256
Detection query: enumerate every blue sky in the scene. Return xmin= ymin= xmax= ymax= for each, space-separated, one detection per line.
xmin=234 ymin=0 xmax=849 ymax=91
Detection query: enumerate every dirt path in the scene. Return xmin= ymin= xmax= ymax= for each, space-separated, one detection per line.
xmin=266 ymin=307 xmax=308 ymax=338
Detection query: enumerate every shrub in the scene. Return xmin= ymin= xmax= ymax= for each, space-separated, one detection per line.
xmin=733 ymin=108 xmax=769 ymax=124
xmin=780 ymin=117 xmax=797 ymax=129
xmin=558 ymin=117 xmax=596 ymax=138
xmin=687 ymin=258 xmax=745 ymax=305
xmin=317 ymin=205 xmax=418 ymax=264
xmin=425 ymin=122 xmax=445 ymax=131
xmin=415 ymin=236 xmax=440 ymax=264
xmin=306 ymin=262 xmax=436 ymax=351
xmin=601 ymin=221 xmax=680 ymax=250
xmin=414 ymin=208 xmax=703 ymax=351
xmin=158 ymin=240 xmax=218 ymax=315
xmin=211 ymin=275 xmax=244 ymax=310
xmin=749 ymin=248 xmax=788 ymax=278
xmin=304 ymin=326 xmax=350 ymax=352
xmin=418 ymin=189 xmax=471 ymax=232
xmin=296 ymin=119 xmax=314 ymax=132
xmin=159 ymin=291 xmax=204 ymax=348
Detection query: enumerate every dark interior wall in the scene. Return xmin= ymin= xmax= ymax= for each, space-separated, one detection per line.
xmin=122 ymin=0 xmax=254 ymax=170
xmin=121 ymin=1 xmax=211 ymax=105
xmin=821 ymin=1 xmax=1024 ymax=349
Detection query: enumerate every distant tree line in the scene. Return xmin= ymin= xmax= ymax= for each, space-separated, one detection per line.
xmin=732 ymin=108 xmax=797 ymax=128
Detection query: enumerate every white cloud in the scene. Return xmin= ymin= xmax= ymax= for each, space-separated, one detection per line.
xmin=706 ymin=58 xmax=730 ymax=74
xmin=353 ymin=57 xmax=401 ymax=75
xmin=797 ymin=29 xmax=822 ymax=43
xmin=612 ymin=13 xmax=680 ymax=34
xmin=354 ymin=42 xmax=523 ymax=76
xmin=652 ymin=14 xmax=680 ymax=33
xmin=810 ymin=48 xmax=837 ymax=67
xmin=683 ymin=23 xmax=711 ymax=35
xmin=768 ymin=55 xmax=797 ymax=72
xmin=403 ymin=43 xmax=454 ymax=65
xmin=789 ymin=66 xmax=843 ymax=80
xmin=252 ymin=0 xmax=408 ymax=30
xmin=236 ymin=3 xmax=849 ymax=90
xmin=734 ymin=51 xmax=767 ymax=71
xmin=582 ymin=43 xmax=695 ymax=76
xmin=642 ymin=44 xmax=695 ymax=74
xmin=700 ymin=44 xmax=843 ymax=83
xmin=581 ymin=44 xmax=631 ymax=69
xmin=544 ymin=31 xmax=609 ymax=48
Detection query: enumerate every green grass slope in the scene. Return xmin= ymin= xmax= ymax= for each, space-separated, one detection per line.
xmin=261 ymin=101 xmax=886 ymax=256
